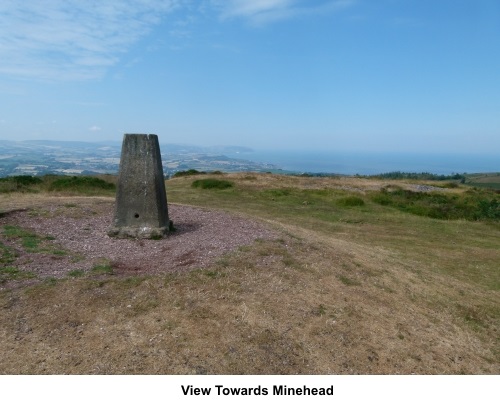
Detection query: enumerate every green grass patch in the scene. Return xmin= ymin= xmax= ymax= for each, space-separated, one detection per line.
xmin=3 ymin=225 xmax=35 ymax=238
xmin=0 ymin=266 xmax=36 ymax=283
xmin=2 ymin=225 xmax=67 ymax=255
xmin=203 ymin=269 xmax=227 ymax=279
xmin=67 ymin=269 xmax=85 ymax=278
xmin=0 ymin=241 xmax=17 ymax=265
xmin=192 ymin=178 xmax=234 ymax=190
xmin=43 ymin=277 xmax=59 ymax=286
xmin=338 ymin=275 xmax=361 ymax=286
xmin=3 ymin=225 xmax=41 ymax=251
xmin=119 ymin=276 xmax=147 ymax=288
xmin=91 ymin=260 xmax=114 ymax=275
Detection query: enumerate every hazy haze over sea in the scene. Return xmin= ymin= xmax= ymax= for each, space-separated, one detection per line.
xmin=229 ymin=150 xmax=499 ymax=175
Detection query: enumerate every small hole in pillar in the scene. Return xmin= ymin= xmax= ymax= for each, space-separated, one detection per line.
xmin=134 ymin=213 xmax=140 ymax=218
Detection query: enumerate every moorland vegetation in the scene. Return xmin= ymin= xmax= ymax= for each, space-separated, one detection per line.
xmin=0 ymin=172 xmax=498 ymax=374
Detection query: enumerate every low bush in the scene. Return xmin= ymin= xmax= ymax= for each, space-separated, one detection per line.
xmin=49 ymin=176 xmax=115 ymax=192
xmin=0 ymin=174 xmax=117 ymax=195
xmin=192 ymin=178 xmax=234 ymax=190
xmin=371 ymin=193 xmax=392 ymax=205
xmin=0 ymin=175 xmax=43 ymax=193
xmin=370 ymin=171 xmax=466 ymax=181
xmin=336 ymin=196 xmax=365 ymax=207
xmin=173 ymin=169 xmax=206 ymax=177
xmin=262 ymin=189 xmax=292 ymax=198
xmin=371 ymin=188 xmax=500 ymax=221
xmin=0 ymin=175 xmax=43 ymax=186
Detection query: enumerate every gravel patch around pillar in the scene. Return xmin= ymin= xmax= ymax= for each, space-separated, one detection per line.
xmin=0 ymin=202 xmax=278 ymax=287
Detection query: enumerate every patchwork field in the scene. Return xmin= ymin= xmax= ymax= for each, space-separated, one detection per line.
xmin=0 ymin=173 xmax=499 ymax=374
xmin=466 ymin=173 xmax=500 ymax=190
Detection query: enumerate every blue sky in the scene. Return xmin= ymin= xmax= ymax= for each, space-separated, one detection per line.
xmin=0 ymin=0 xmax=499 ymax=153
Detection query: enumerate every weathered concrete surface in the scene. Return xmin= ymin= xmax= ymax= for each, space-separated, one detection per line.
xmin=108 ymin=134 xmax=171 ymax=239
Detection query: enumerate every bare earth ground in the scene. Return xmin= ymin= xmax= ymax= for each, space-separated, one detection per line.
xmin=0 ymin=199 xmax=277 ymax=287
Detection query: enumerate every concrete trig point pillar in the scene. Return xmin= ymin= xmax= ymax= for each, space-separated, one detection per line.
xmin=108 ymin=134 xmax=172 ymax=239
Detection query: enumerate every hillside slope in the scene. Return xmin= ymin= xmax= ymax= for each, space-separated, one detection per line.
xmin=0 ymin=173 xmax=498 ymax=374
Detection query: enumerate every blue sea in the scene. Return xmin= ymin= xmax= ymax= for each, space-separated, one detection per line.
xmin=228 ymin=150 xmax=499 ymax=175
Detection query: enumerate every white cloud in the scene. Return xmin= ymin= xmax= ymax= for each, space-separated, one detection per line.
xmin=212 ymin=0 xmax=356 ymax=24
xmin=0 ymin=0 xmax=178 ymax=81
xmin=89 ymin=125 xmax=102 ymax=132
xmin=0 ymin=1 xmax=356 ymax=81
xmin=218 ymin=0 xmax=295 ymax=18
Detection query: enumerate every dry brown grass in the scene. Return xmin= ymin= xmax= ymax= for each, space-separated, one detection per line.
xmin=0 ymin=174 xmax=498 ymax=374
xmin=469 ymin=174 xmax=500 ymax=184
xmin=0 ymin=194 xmax=113 ymax=213
xmin=216 ymin=172 xmax=429 ymax=193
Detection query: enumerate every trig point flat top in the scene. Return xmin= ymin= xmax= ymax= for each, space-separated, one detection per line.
xmin=108 ymin=134 xmax=171 ymax=239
